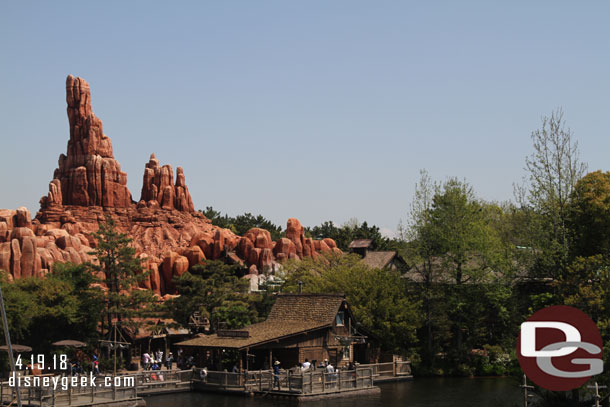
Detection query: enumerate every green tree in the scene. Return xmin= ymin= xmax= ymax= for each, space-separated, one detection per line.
xmin=50 ymin=262 xmax=104 ymax=342
xmin=567 ymin=171 xmax=610 ymax=258
xmin=167 ymin=261 xmax=257 ymax=330
xmin=282 ymin=253 xmax=421 ymax=354
xmin=308 ymin=219 xmax=397 ymax=251
xmin=88 ymin=217 xmax=156 ymax=334
xmin=403 ymin=173 xmax=510 ymax=364
xmin=401 ymin=170 xmax=446 ymax=364
xmin=0 ymin=272 xmax=81 ymax=353
xmin=517 ymin=108 xmax=587 ymax=279
xmin=200 ymin=207 xmax=283 ymax=240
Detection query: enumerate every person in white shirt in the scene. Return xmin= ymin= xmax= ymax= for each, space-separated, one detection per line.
xmin=302 ymin=359 xmax=311 ymax=370
xmin=325 ymin=361 xmax=334 ymax=373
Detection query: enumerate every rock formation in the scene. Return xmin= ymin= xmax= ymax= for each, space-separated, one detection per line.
xmin=139 ymin=154 xmax=194 ymax=212
xmin=1 ymin=75 xmax=341 ymax=298
xmin=40 ymin=75 xmax=132 ymax=209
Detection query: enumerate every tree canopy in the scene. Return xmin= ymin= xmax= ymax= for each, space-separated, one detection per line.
xmin=200 ymin=207 xmax=283 ymax=240
xmin=281 ymin=253 xmax=421 ymax=354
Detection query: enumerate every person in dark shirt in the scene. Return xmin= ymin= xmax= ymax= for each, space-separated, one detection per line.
xmin=273 ymin=361 xmax=281 ymax=390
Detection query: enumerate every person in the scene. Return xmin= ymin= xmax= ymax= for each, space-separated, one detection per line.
xmin=325 ymin=361 xmax=334 ymax=374
xmin=155 ymin=349 xmax=163 ymax=366
xmin=232 ymin=363 xmax=239 ymax=373
xmin=176 ymin=349 xmax=183 ymax=369
xmin=199 ymin=367 xmax=208 ymax=383
xmin=72 ymin=360 xmax=81 ymax=377
xmin=302 ymin=358 xmax=311 ymax=371
xmin=92 ymin=355 xmax=100 ymax=375
xmin=142 ymin=352 xmax=151 ymax=371
xmin=273 ymin=361 xmax=281 ymax=390
xmin=151 ymin=360 xmax=160 ymax=371
xmin=166 ymin=352 xmax=174 ymax=370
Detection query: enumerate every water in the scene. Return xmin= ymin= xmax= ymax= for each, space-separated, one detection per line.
xmin=144 ymin=377 xmax=522 ymax=407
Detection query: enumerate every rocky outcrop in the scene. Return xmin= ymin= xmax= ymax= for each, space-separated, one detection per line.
xmin=139 ymin=154 xmax=194 ymax=212
xmin=1 ymin=75 xmax=343 ymax=298
xmin=40 ymin=75 xmax=132 ymax=209
xmin=0 ymin=207 xmax=94 ymax=279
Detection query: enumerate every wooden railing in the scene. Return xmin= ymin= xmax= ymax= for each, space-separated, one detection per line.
xmin=358 ymin=360 xmax=412 ymax=380
xmin=0 ymin=373 xmax=138 ymax=407
xmin=195 ymin=367 xmax=375 ymax=395
xmin=0 ymin=362 xmax=411 ymax=404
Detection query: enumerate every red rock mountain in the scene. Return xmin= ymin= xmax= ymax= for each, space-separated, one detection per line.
xmin=0 ymin=75 xmax=340 ymax=298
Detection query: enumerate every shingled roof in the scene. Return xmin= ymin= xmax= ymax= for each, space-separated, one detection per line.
xmin=361 ymin=251 xmax=398 ymax=269
xmin=176 ymin=294 xmax=346 ymax=350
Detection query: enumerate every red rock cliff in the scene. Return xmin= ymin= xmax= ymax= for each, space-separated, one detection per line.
xmin=41 ymin=75 xmax=132 ymax=209
xmin=1 ymin=75 xmax=341 ymax=299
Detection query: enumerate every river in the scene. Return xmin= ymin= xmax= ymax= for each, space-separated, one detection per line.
xmin=145 ymin=377 xmax=523 ymax=407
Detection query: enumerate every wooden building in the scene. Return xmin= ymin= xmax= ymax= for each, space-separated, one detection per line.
xmin=176 ymin=293 xmax=378 ymax=371
xmin=349 ymin=239 xmax=408 ymax=271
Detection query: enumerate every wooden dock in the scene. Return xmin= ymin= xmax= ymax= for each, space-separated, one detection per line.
xmin=0 ymin=361 xmax=412 ymax=405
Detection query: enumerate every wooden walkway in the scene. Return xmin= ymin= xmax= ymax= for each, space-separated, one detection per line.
xmin=0 ymin=362 xmax=412 ymax=406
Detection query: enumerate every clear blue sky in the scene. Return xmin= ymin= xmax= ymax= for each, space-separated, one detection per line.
xmin=1 ymin=1 xmax=609 ymax=236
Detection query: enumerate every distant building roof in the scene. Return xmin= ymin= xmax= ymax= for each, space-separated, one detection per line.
xmin=348 ymin=239 xmax=373 ymax=249
xmin=176 ymin=293 xmax=346 ymax=350
xmin=402 ymin=255 xmax=500 ymax=284
xmin=361 ymin=251 xmax=402 ymax=269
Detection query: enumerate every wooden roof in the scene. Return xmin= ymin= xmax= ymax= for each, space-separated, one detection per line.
xmin=348 ymin=239 xmax=373 ymax=249
xmin=176 ymin=294 xmax=346 ymax=350
xmin=361 ymin=251 xmax=401 ymax=269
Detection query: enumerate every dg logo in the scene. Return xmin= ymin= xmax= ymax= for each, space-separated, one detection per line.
xmin=517 ymin=305 xmax=603 ymax=391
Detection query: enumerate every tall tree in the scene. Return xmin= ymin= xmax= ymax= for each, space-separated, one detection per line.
xmin=404 ymin=173 xmax=506 ymax=361
xmin=518 ymin=108 xmax=587 ymax=278
xmin=401 ymin=170 xmax=445 ymax=363
xmin=167 ymin=261 xmax=257 ymax=330
xmin=89 ymin=217 xmax=156 ymax=334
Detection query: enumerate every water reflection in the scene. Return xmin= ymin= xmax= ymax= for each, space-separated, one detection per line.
xmin=144 ymin=377 xmax=522 ymax=407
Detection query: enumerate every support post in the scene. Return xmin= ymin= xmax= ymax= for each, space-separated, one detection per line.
xmin=322 ymin=370 xmax=326 ymax=393
xmin=587 ymin=382 xmax=607 ymax=407
xmin=0 ymin=284 xmax=21 ymax=407
xmin=520 ymin=375 xmax=534 ymax=407
xmin=308 ymin=371 xmax=312 ymax=393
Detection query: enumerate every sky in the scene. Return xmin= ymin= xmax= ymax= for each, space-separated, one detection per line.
xmin=1 ymin=1 xmax=609 ymax=237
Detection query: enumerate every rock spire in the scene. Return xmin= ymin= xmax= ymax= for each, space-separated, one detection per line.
xmin=40 ymin=75 xmax=132 ymax=208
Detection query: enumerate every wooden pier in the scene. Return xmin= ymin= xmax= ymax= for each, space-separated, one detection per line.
xmin=192 ymin=361 xmax=411 ymax=400
xmin=0 ymin=361 xmax=411 ymax=406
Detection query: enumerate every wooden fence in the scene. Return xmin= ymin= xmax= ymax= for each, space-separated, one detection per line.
xmin=0 ymin=361 xmax=411 ymax=405
xmin=196 ymin=366 xmax=375 ymax=395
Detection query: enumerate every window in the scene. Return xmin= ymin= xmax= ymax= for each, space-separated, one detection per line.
xmin=336 ymin=311 xmax=345 ymax=326
xmin=342 ymin=346 xmax=350 ymax=360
